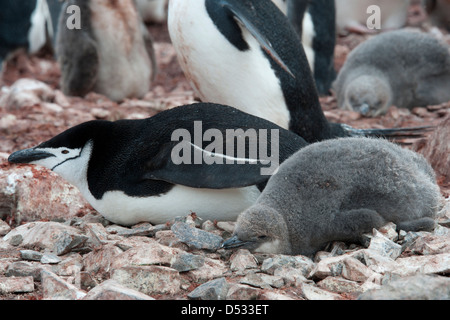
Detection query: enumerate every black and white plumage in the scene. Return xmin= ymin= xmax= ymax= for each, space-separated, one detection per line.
xmin=168 ymin=0 xmax=430 ymax=143
xmin=272 ymin=0 xmax=336 ymax=95
xmin=0 ymin=0 xmax=62 ymax=70
xmin=8 ymin=103 xmax=307 ymax=226
xmin=222 ymin=137 xmax=442 ymax=256
xmin=334 ymin=30 xmax=450 ymax=117
xmin=56 ymin=0 xmax=156 ymax=102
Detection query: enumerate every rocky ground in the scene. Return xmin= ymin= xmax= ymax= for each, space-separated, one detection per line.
xmin=0 ymin=5 xmax=449 ymax=301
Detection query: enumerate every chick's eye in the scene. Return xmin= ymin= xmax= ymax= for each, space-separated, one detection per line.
xmin=258 ymin=235 xmax=268 ymax=240
xmin=61 ymin=150 xmax=69 ymax=154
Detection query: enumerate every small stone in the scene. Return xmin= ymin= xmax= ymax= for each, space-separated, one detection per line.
xmin=83 ymin=279 xmax=154 ymax=300
xmin=0 ymin=276 xmax=34 ymax=294
xmin=226 ymin=283 xmax=261 ymax=300
xmin=240 ymin=273 xmax=284 ymax=289
xmin=341 ymin=257 xmax=379 ymax=283
xmin=41 ymin=269 xmax=86 ymax=300
xmin=9 ymin=234 xmax=23 ymax=246
xmin=187 ymin=277 xmax=229 ymax=300
xmin=20 ymin=249 xmax=43 ymax=261
xmin=171 ymin=222 xmax=223 ymax=251
xmin=392 ymin=253 xmax=450 ymax=276
xmin=274 ymin=266 xmax=310 ymax=286
xmin=367 ymin=229 xmax=402 ymax=260
xmin=40 ymin=253 xmax=62 ymax=264
xmin=317 ymin=277 xmax=362 ymax=294
xmin=229 ymin=249 xmax=258 ymax=273
xmin=261 ymin=255 xmax=314 ymax=277
xmin=0 ymin=219 xmax=11 ymax=236
xmin=111 ymin=266 xmax=181 ymax=295
xmin=410 ymin=234 xmax=450 ymax=255
xmin=6 ymin=261 xmax=47 ymax=280
xmin=170 ymin=253 xmax=205 ymax=272
xmin=300 ymin=283 xmax=343 ymax=300
xmin=358 ymin=274 xmax=450 ymax=300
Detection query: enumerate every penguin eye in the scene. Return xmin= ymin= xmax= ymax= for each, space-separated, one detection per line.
xmin=258 ymin=235 xmax=268 ymax=240
xmin=61 ymin=150 xmax=70 ymax=155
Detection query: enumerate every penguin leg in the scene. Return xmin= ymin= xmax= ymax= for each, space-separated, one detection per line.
xmin=396 ymin=218 xmax=436 ymax=232
xmin=329 ymin=208 xmax=386 ymax=241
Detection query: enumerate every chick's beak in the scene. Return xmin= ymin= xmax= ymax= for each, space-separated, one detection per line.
xmin=221 ymin=235 xmax=247 ymax=250
xmin=8 ymin=148 xmax=55 ymax=164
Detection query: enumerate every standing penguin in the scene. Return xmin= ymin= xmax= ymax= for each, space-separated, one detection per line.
xmin=272 ymin=0 xmax=336 ymax=96
xmin=0 ymin=0 xmax=62 ymax=71
xmin=168 ymin=0 xmax=429 ymax=143
xmin=222 ymin=137 xmax=442 ymax=256
xmin=335 ymin=0 xmax=410 ymax=35
xmin=8 ymin=103 xmax=308 ymax=226
xmin=56 ymin=0 xmax=156 ymax=102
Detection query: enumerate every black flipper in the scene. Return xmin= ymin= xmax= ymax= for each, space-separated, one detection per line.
xmin=343 ymin=125 xmax=435 ymax=140
xmin=140 ymin=103 xmax=308 ymax=189
xmin=144 ymin=141 xmax=272 ymax=189
xmin=206 ymin=0 xmax=295 ymax=78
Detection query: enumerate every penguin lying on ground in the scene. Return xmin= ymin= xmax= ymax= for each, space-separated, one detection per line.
xmin=8 ymin=103 xmax=307 ymax=226
xmin=168 ymin=0 xmax=430 ymax=143
xmin=272 ymin=0 xmax=336 ymax=96
xmin=222 ymin=137 xmax=442 ymax=256
xmin=56 ymin=0 xmax=156 ymax=102
xmin=335 ymin=0 xmax=410 ymax=35
xmin=0 ymin=0 xmax=62 ymax=71
xmin=424 ymin=0 xmax=450 ymax=31
xmin=334 ymin=30 xmax=450 ymax=117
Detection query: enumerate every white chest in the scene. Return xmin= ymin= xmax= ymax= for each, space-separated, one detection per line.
xmin=168 ymin=0 xmax=290 ymax=129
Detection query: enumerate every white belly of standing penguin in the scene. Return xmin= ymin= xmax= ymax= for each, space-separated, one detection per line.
xmin=168 ymin=0 xmax=290 ymax=129
xmin=87 ymin=185 xmax=261 ymax=226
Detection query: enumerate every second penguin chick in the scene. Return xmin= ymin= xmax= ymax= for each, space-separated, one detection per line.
xmin=223 ymin=137 xmax=442 ymax=256
xmin=333 ymin=30 xmax=450 ymax=117
xmin=56 ymin=0 xmax=156 ymax=102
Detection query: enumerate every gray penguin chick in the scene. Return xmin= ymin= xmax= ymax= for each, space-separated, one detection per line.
xmin=56 ymin=0 xmax=156 ymax=102
xmin=333 ymin=30 xmax=450 ymax=117
xmin=222 ymin=137 xmax=442 ymax=256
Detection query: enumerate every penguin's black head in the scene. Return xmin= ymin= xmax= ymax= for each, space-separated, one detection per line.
xmin=8 ymin=120 xmax=112 ymax=183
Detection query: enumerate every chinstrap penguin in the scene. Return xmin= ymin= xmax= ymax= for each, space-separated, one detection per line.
xmin=56 ymin=0 xmax=156 ymax=102
xmin=0 ymin=0 xmax=62 ymax=71
xmin=222 ymin=137 xmax=442 ymax=256
xmin=168 ymin=0 xmax=430 ymax=143
xmin=8 ymin=103 xmax=308 ymax=226
xmin=272 ymin=0 xmax=337 ymax=96
xmin=335 ymin=0 xmax=410 ymax=35
xmin=424 ymin=0 xmax=450 ymax=31
xmin=334 ymin=30 xmax=450 ymax=117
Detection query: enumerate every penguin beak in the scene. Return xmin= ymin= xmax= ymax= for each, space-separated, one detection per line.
xmin=221 ymin=235 xmax=247 ymax=250
xmin=8 ymin=148 xmax=55 ymax=164
xmin=358 ymin=103 xmax=370 ymax=116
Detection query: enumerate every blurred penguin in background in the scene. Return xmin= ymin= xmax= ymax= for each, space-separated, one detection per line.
xmin=334 ymin=30 xmax=450 ymax=117
xmin=56 ymin=0 xmax=156 ymax=102
xmin=424 ymin=0 xmax=450 ymax=31
xmin=336 ymin=0 xmax=410 ymax=35
xmin=272 ymin=0 xmax=336 ymax=95
xmin=135 ymin=0 xmax=168 ymax=24
xmin=0 ymin=0 xmax=63 ymax=71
